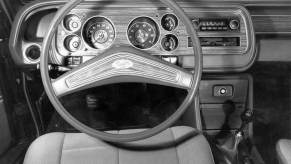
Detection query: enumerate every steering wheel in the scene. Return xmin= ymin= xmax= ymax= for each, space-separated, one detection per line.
xmin=40 ymin=0 xmax=202 ymax=142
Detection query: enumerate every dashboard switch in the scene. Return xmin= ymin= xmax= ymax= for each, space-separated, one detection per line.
xmin=162 ymin=56 xmax=178 ymax=65
xmin=66 ymin=56 xmax=83 ymax=66
xmin=213 ymin=85 xmax=233 ymax=97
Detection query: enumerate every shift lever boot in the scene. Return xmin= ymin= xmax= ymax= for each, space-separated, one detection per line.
xmin=218 ymin=109 xmax=254 ymax=164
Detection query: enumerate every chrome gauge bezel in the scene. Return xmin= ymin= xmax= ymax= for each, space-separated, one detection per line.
xmin=62 ymin=14 xmax=82 ymax=32
xmin=23 ymin=43 xmax=42 ymax=63
xmin=160 ymin=34 xmax=179 ymax=52
xmin=63 ymin=34 xmax=82 ymax=52
xmin=127 ymin=16 xmax=160 ymax=50
xmin=160 ymin=13 xmax=179 ymax=32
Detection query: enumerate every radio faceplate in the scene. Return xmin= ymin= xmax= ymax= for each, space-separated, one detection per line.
xmin=182 ymin=7 xmax=251 ymax=56
xmin=192 ymin=18 xmax=240 ymax=32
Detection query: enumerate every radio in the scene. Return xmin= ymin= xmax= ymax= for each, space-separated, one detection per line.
xmin=192 ymin=18 xmax=240 ymax=32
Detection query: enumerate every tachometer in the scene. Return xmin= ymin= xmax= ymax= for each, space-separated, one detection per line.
xmin=83 ymin=17 xmax=115 ymax=49
xmin=127 ymin=17 xmax=159 ymax=49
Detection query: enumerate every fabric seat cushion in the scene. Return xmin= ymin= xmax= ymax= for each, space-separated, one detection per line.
xmin=23 ymin=126 xmax=215 ymax=164
xmin=277 ymin=139 xmax=291 ymax=164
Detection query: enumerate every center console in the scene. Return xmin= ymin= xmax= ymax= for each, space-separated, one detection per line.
xmin=196 ymin=74 xmax=253 ymax=137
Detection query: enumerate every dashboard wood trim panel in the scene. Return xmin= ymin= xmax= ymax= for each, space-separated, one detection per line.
xmin=55 ymin=7 xmax=249 ymax=55
xmin=9 ymin=0 xmax=257 ymax=72
xmin=253 ymin=15 xmax=291 ymax=34
xmin=247 ymin=5 xmax=291 ymax=34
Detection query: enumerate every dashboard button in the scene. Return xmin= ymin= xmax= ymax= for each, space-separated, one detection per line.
xmin=213 ymin=85 xmax=233 ymax=97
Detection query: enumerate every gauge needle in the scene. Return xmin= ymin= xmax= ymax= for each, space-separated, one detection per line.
xmin=135 ymin=29 xmax=149 ymax=43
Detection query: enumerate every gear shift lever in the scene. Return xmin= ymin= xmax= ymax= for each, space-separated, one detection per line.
xmin=218 ymin=109 xmax=254 ymax=164
xmin=239 ymin=110 xmax=254 ymax=132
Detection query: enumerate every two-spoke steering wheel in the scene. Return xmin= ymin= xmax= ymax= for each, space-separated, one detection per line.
xmin=40 ymin=0 xmax=202 ymax=142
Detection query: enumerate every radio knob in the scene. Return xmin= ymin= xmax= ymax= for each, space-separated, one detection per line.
xmin=229 ymin=19 xmax=240 ymax=30
xmin=192 ymin=19 xmax=199 ymax=28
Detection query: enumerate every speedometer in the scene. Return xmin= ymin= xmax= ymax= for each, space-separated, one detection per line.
xmin=127 ymin=17 xmax=159 ymax=49
xmin=83 ymin=17 xmax=115 ymax=49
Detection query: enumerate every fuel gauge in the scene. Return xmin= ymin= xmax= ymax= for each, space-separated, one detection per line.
xmin=161 ymin=34 xmax=178 ymax=51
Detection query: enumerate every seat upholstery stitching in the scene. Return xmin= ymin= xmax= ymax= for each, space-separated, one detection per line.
xmin=117 ymin=130 xmax=119 ymax=164
xmin=170 ymin=128 xmax=180 ymax=164
xmin=59 ymin=133 xmax=66 ymax=164
xmin=63 ymin=146 xmax=108 ymax=152
xmin=205 ymin=136 xmax=215 ymax=164
xmin=117 ymin=144 xmax=119 ymax=164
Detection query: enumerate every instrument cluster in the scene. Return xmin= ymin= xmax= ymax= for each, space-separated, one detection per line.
xmin=11 ymin=2 xmax=255 ymax=72
xmin=60 ymin=13 xmax=180 ymax=54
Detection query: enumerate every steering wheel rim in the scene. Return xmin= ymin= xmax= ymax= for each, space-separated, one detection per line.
xmin=40 ymin=0 xmax=202 ymax=142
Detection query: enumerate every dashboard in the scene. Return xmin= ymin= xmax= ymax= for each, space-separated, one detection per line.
xmin=9 ymin=0 xmax=257 ymax=72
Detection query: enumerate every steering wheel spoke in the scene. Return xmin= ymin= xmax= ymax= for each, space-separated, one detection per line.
xmin=52 ymin=47 xmax=193 ymax=97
